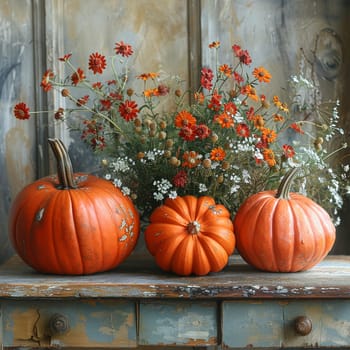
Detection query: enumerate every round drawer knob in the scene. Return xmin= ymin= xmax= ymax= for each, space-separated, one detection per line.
xmin=294 ymin=315 xmax=312 ymax=336
xmin=49 ymin=313 xmax=70 ymax=335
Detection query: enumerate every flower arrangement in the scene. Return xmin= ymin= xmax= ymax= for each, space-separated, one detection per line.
xmin=13 ymin=40 xmax=349 ymax=222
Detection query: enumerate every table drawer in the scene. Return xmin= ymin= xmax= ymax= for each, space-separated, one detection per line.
xmin=2 ymin=300 xmax=137 ymax=348
xmin=222 ymin=300 xmax=350 ymax=348
xmin=139 ymin=301 xmax=218 ymax=346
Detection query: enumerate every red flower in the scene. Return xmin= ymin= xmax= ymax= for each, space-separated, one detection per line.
xmin=246 ymin=106 xmax=255 ymax=120
xmin=157 ymin=84 xmax=170 ymax=96
xmin=173 ymin=170 xmax=188 ymax=188
xmin=233 ymin=71 xmax=244 ymax=84
xmin=232 ymin=44 xmax=252 ymax=65
xmin=200 ymin=67 xmax=214 ymax=90
xmin=54 ymin=108 xmax=65 ymax=120
xmin=119 ymin=100 xmax=139 ymax=121
xmin=88 ymin=52 xmax=107 ymax=74
xmin=208 ymin=90 xmax=222 ymax=111
xmin=40 ymin=69 xmax=54 ymax=92
xmin=224 ymin=102 xmax=238 ymax=116
xmin=92 ymin=82 xmax=103 ymax=90
xmin=236 ymin=123 xmax=250 ymax=137
xmin=109 ymin=92 xmax=123 ymax=101
xmin=179 ymin=125 xmax=197 ymax=141
xmin=58 ymin=53 xmax=72 ymax=62
xmin=195 ymin=124 xmax=211 ymax=139
xmin=76 ymin=95 xmax=89 ymax=106
xmin=100 ymin=99 xmax=112 ymax=111
xmin=71 ymin=68 xmax=85 ymax=85
xmin=290 ymin=122 xmax=304 ymax=134
xmin=13 ymin=102 xmax=30 ymax=120
xmin=283 ymin=144 xmax=295 ymax=158
xmin=115 ymin=41 xmax=133 ymax=57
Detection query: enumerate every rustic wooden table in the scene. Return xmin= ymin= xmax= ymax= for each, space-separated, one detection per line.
xmin=0 ymin=254 xmax=350 ymax=349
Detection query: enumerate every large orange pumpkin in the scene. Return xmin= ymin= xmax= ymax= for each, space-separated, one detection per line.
xmin=9 ymin=138 xmax=140 ymax=275
xmin=234 ymin=168 xmax=336 ymax=272
xmin=144 ymin=195 xmax=235 ymax=276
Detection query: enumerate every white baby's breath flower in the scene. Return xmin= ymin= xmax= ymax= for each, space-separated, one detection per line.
xmin=242 ymin=169 xmax=251 ymax=183
xmin=121 ymin=186 xmax=131 ymax=196
xmin=153 ymin=192 xmax=164 ymax=201
xmin=168 ymin=190 xmax=178 ymax=199
xmin=198 ymin=183 xmax=207 ymax=193
xmin=113 ymin=178 xmax=123 ymax=188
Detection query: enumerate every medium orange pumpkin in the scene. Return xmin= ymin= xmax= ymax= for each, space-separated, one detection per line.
xmin=234 ymin=168 xmax=336 ymax=272
xmin=144 ymin=195 xmax=235 ymax=276
xmin=9 ymin=138 xmax=140 ymax=275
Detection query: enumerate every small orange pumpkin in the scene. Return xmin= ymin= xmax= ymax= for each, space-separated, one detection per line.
xmin=144 ymin=195 xmax=235 ymax=276
xmin=234 ymin=168 xmax=336 ymax=272
xmin=9 ymin=138 xmax=140 ymax=275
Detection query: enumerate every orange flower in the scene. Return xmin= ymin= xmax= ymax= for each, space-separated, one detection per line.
xmin=241 ymin=84 xmax=259 ymax=102
xmin=273 ymin=113 xmax=284 ymax=122
xmin=182 ymin=151 xmax=201 ymax=168
xmin=194 ymin=92 xmax=205 ymax=104
xmin=261 ymin=128 xmax=277 ymax=143
xmin=209 ymin=41 xmax=220 ymax=48
xmin=279 ymin=102 xmax=289 ymax=113
xmin=216 ymin=112 xmax=234 ymax=128
xmin=174 ymin=111 xmax=197 ymax=128
xmin=210 ymin=147 xmax=226 ymax=161
xmin=219 ymin=64 xmax=232 ymax=77
xmin=144 ymin=88 xmax=159 ymax=98
xmin=253 ymin=115 xmax=265 ymax=129
xmin=253 ymin=66 xmax=271 ymax=83
xmin=137 ymin=72 xmax=159 ymax=81
xmin=263 ymin=148 xmax=276 ymax=167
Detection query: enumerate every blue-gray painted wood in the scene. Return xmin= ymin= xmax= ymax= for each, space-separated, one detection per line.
xmin=223 ymin=300 xmax=350 ymax=348
xmin=2 ymin=300 xmax=137 ymax=347
xmin=0 ymin=0 xmax=37 ymax=264
xmin=139 ymin=301 xmax=217 ymax=346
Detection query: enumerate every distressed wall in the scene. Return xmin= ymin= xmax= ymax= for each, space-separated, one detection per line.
xmin=1 ymin=0 xmax=350 ymax=262
xmin=0 ymin=0 xmax=37 ymax=263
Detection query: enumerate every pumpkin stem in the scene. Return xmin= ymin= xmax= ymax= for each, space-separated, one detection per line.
xmin=48 ymin=138 xmax=77 ymax=189
xmin=187 ymin=221 xmax=201 ymax=235
xmin=275 ymin=167 xmax=300 ymax=199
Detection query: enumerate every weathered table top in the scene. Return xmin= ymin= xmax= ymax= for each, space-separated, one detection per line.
xmin=0 ymin=254 xmax=349 ymax=300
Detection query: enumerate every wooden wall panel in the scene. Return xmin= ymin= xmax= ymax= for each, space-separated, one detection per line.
xmin=0 ymin=0 xmax=37 ymax=263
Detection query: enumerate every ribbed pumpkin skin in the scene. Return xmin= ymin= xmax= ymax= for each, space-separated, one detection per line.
xmin=234 ymin=190 xmax=336 ymax=272
xmin=144 ymin=195 xmax=235 ymax=276
xmin=9 ymin=173 xmax=140 ymax=275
